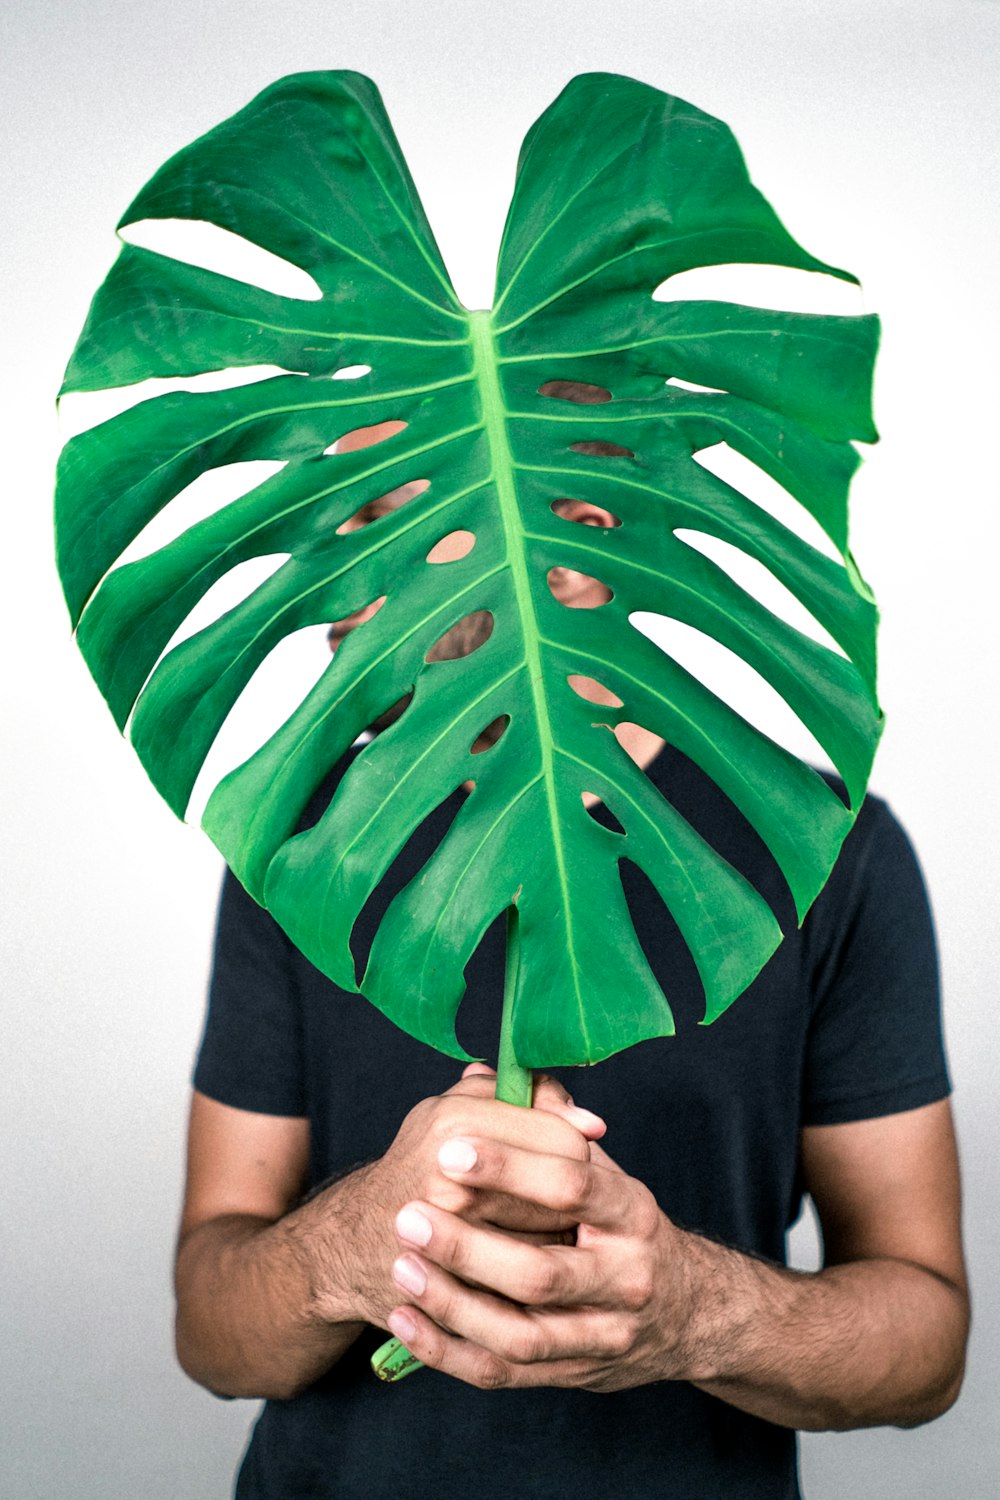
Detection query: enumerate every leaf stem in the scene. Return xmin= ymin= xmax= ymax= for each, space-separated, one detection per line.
xmin=496 ymin=905 xmax=532 ymax=1106
xmin=371 ymin=905 xmax=532 ymax=1381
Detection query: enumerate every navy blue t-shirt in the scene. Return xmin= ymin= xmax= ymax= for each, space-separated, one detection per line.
xmin=194 ymin=744 xmax=950 ymax=1499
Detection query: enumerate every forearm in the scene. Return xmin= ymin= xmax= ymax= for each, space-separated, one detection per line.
xmin=682 ymin=1231 xmax=969 ymax=1430
xmin=175 ymin=1169 xmax=380 ymax=1401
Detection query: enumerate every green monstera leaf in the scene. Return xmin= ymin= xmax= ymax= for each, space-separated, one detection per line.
xmin=56 ymin=70 xmax=881 ymax=1070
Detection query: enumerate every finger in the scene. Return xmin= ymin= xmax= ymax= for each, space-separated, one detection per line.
xmin=386 ymin=1303 xmax=586 ymax=1390
xmin=533 ymin=1072 xmax=569 ymax=1105
xmin=394 ymin=1200 xmax=603 ymax=1307
xmin=386 ymin=1275 xmax=613 ymax=1382
xmin=470 ymin=1192 xmax=579 ymax=1238
xmin=433 ymin=1087 xmax=595 ymax=1161
xmin=452 ymin=1069 xmax=606 ymax=1142
xmin=532 ymin=1075 xmax=607 ymax=1141
xmin=460 ymin=1062 xmax=496 ymax=1081
xmin=392 ymin=1260 xmax=617 ymax=1364
xmin=444 ymin=1073 xmax=501 ymax=1100
xmin=436 ymin=1137 xmax=637 ymax=1231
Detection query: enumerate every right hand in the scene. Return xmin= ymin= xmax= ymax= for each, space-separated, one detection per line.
xmin=303 ymin=1067 xmax=606 ymax=1331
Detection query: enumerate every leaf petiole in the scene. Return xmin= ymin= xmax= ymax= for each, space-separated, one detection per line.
xmin=372 ymin=906 xmax=531 ymax=1381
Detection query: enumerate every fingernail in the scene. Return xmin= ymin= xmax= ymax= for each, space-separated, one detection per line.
xmin=568 ymin=1107 xmax=605 ymax=1131
xmin=395 ymin=1205 xmax=433 ymax=1246
xmin=393 ymin=1256 xmax=427 ymax=1296
xmin=438 ymin=1138 xmax=478 ymax=1174
xmin=388 ymin=1310 xmax=416 ymax=1342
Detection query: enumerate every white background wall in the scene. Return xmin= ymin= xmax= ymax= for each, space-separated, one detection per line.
xmin=2 ymin=1 xmax=997 ymax=1495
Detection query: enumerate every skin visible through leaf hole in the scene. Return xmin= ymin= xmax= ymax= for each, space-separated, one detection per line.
xmin=327 ymin=410 xmax=664 ymax=777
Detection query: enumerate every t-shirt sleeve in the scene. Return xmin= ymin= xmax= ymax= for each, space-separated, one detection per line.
xmin=193 ymin=868 xmax=307 ymax=1117
xmin=801 ymin=797 xmax=951 ymax=1127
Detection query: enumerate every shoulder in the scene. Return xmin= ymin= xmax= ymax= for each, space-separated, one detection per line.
xmin=810 ymin=783 xmax=934 ymax=945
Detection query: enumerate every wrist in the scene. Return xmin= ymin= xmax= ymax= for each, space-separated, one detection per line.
xmin=285 ymin=1162 xmax=383 ymax=1328
xmin=663 ymin=1225 xmax=775 ymax=1385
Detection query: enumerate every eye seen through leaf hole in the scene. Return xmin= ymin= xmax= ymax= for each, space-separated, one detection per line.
xmin=336 ymin=479 xmax=429 ymax=535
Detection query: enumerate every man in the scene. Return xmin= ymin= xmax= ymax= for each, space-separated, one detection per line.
xmin=175 ymin=417 xmax=968 ymax=1498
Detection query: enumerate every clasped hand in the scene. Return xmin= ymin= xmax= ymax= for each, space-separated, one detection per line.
xmin=384 ymin=1065 xmax=700 ymax=1392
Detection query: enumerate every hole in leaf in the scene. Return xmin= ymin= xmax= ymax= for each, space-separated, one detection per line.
xmin=628 ymin=613 xmax=833 ymax=772
xmin=568 ymin=674 xmax=623 ymax=708
xmin=366 ymin=690 xmax=414 ymax=737
xmin=470 ymin=714 xmax=510 ymax=755
xmin=427 ymin=530 xmax=476 ymax=564
xmin=582 ymin=793 xmax=626 ymax=836
xmin=325 ymin=419 xmax=407 ymax=456
xmin=570 ymin=440 xmax=634 ymax=459
xmin=548 ymin=568 xmax=613 ymax=609
xmin=120 ymin=218 xmax=323 ymax=300
xmin=652 ymin=263 xmax=864 ymax=316
xmin=106 ymin=460 xmax=287 ymax=572
xmin=184 ymin=621 xmax=335 ymax=824
xmin=58 ymin=366 xmax=305 ymax=441
xmin=551 ymin=499 xmax=622 ymax=528
xmin=666 ymin=376 xmax=725 ymax=395
xmin=122 ymin=552 xmax=291 ymax=740
xmin=426 ymin=609 xmax=494 ymax=662
xmin=335 ymin=479 xmax=429 ymax=535
xmin=350 ymin=771 xmax=464 ymax=984
xmin=538 ymin=380 xmax=612 ymax=404
xmin=612 ymin=720 xmax=668 ymax=773
xmin=619 ymin=856 xmax=705 ymax=1031
xmin=327 ymin=595 xmax=388 ymax=653
xmin=331 ymin=364 xmax=372 ymax=380
xmin=693 ymin=443 xmax=843 ymax=562
xmin=139 ymin=554 xmax=290 ymax=666
xmin=674 ymin=529 xmax=847 ymax=657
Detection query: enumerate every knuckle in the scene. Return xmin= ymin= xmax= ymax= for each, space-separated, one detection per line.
xmin=551 ymin=1160 xmax=590 ymax=1215
xmin=619 ymin=1265 xmax=654 ymax=1312
xmin=434 ymin=1288 xmax=461 ymax=1331
xmin=533 ymin=1073 xmax=571 ymax=1105
xmin=445 ymin=1229 xmax=475 ymax=1278
xmin=424 ymin=1099 xmax=452 ymax=1140
xmin=524 ymin=1251 xmax=563 ymax=1304
xmin=511 ymin=1318 xmax=550 ymax=1364
xmin=426 ymin=1102 xmax=476 ymax=1149
xmin=427 ymin=1182 xmax=474 ymax=1214
xmin=604 ymin=1319 xmax=637 ymax=1359
xmin=541 ymin=1114 xmax=590 ymax=1161
xmin=472 ymin=1354 xmax=511 ymax=1390
xmin=632 ymin=1190 xmax=660 ymax=1239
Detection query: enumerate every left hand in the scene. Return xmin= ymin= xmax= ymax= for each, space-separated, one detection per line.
xmin=386 ymin=1129 xmax=707 ymax=1392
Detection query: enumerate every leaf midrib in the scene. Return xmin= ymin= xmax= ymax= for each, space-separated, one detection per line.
xmin=469 ymin=310 xmax=590 ymax=1050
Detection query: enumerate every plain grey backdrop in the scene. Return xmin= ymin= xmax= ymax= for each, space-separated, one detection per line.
xmin=3 ymin=1 xmax=997 ymax=1495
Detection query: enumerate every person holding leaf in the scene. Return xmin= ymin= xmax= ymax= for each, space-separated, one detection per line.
xmin=54 ymin=71 xmax=969 ymax=1499
xmin=174 ymin=440 xmax=967 ymax=1498
xmin=176 ymin=722 xmax=966 ymax=1498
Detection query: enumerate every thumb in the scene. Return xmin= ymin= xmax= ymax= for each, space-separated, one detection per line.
xmin=533 ymin=1072 xmax=607 ymax=1141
